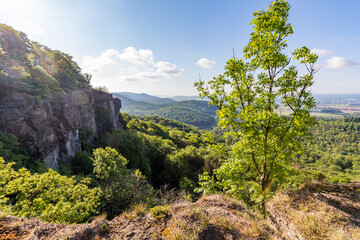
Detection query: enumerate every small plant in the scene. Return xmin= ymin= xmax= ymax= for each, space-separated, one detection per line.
xmin=101 ymin=223 xmax=109 ymax=232
xmin=198 ymin=210 xmax=210 ymax=228
xmin=183 ymin=194 xmax=193 ymax=202
xmin=150 ymin=205 xmax=170 ymax=220
xmin=131 ymin=202 xmax=148 ymax=216
xmin=188 ymin=206 xmax=198 ymax=218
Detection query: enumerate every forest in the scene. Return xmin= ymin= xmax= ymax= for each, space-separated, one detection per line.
xmin=1 ymin=112 xmax=360 ymax=223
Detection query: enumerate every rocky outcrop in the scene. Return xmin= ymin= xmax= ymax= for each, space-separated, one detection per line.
xmin=0 ymin=89 xmax=121 ymax=169
xmin=0 ymin=24 xmax=122 ymax=169
xmin=1 ymin=186 xmax=360 ymax=240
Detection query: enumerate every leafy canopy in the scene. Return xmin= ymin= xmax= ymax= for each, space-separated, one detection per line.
xmin=0 ymin=157 xmax=101 ymax=223
xmin=195 ymin=0 xmax=318 ymax=214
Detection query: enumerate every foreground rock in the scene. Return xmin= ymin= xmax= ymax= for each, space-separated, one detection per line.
xmin=268 ymin=182 xmax=360 ymax=240
xmin=0 ymin=195 xmax=274 ymax=240
xmin=0 ymin=183 xmax=359 ymax=239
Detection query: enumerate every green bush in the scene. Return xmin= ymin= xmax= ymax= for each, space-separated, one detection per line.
xmin=102 ymin=130 xmax=151 ymax=178
xmin=101 ymin=223 xmax=109 ymax=232
xmin=29 ymin=65 xmax=62 ymax=96
xmin=79 ymin=128 xmax=95 ymax=151
xmin=57 ymin=163 xmax=72 ymax=176
xmin=92 ymin=147 xmax=154 ymax=219
xmin=162 ymin=146 xmax=204 ymax=187
xmin=0 ymin=157 xmax=101 ymax=223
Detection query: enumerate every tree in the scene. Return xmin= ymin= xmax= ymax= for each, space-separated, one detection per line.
xmin=195 ymin=0 xmax=318 ymax=215
xmin=93 ymin=147 xmax=128 ymax=180
xmin=92 ymin=147 xmax=153 ymax=219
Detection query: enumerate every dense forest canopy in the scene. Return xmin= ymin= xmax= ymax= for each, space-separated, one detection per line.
xmin=294 ymin=117 xmax=360 ymax=183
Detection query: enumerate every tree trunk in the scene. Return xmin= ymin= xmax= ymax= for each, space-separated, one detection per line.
xmin=261 ymin=179 xmax=267 ymax=218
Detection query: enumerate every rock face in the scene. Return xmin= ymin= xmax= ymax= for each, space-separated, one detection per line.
xmin=0 ymin=89 xmax=121 ymax=169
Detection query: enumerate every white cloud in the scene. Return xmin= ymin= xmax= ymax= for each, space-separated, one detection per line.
xmin=81 ymin=47 xmax=183 ymax=89
xmin=82 ymin=47 xmax=157 ymax=73
xmin=325 ymin=56 xmax=358 ymax=69
xmin=82 ymin=49 xmax=118 ymax=72
xmin=118 ymin=47 xmax=154 ymax=66
xmin=156 ymin=61 xmax=182 ymax=75
xmin=311 ymin=48 xmax=333 ymax=57
xmin=196 ymin=58 xmax=216 ymax=68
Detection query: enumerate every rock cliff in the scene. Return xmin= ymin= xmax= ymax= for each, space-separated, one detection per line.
xmin=0 ymin=89 xmax=121 ymax=169
xmin=0 ymin=23 xmax=122 ymax=169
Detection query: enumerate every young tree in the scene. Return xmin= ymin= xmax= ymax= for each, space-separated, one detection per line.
xmin=92 ymin=147 xmax=153 ymax=219
xmin=195 ymin=0 xmax=318 ymax=215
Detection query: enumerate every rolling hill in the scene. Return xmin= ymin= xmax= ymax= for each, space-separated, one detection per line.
xmin=112 ymin=92 xmax=217 ymax=129
xmin=114 ymin=92 xmax=175 ymax=105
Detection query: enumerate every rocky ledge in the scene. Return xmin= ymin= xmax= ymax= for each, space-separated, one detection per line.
xmin=0 ymin=89 xmax=121 ymax=169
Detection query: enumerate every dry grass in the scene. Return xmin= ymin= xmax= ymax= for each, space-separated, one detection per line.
xmin=156 ymin=184 xmax=188 ymax=205
xmin=161 ymin=195 xmax=276 ymax=240
xmin=269 ymin=182 xmax=360 ymax=240
xmin=123 ymin=201 xmax=149 ymax=220
xmin=131 ymin=202 xmax=148 ymax=216
xmin=162 ymin=218 xmax=200 ymax=240
xmin=1 ymin=184 xmax=358 ymax=239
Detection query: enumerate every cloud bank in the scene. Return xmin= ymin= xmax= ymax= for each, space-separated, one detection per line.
xmin=196 ymin=58 xmax=216 ymax=68
xmin=81 ymin=47 xmax=183 ymax=88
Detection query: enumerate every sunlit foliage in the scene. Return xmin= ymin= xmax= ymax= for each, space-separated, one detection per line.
xmin=195 ymin=0 xmax=318 ymax=214
xmin=0 ymin=157 xmax=101 ymax=223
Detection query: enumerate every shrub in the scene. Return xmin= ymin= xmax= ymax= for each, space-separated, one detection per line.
xmin=150 ymin=205 xmax=170 ymax=220
xmin=102 ymin=130 xmax=151 ymax=178
xmin=0 ymin=157 xmax=101 ymax=223
xmin=101 ymin=223 xmax=109 ymax=232
xmin=92 ymin=147 xmax=154 ymax=219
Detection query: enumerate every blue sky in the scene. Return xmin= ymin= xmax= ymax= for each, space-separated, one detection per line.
xmin=0 ymin=0 xmax=359 ymax=96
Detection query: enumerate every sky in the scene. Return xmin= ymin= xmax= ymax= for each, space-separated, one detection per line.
xmin=0 ymin=0 xmax=359 ymax=96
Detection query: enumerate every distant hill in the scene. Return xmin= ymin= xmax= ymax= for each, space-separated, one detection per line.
xmin=113 ymin=92 xmax=360 ymax=129
xmin=313 ymin=93 xmax=360 ymax=105
xmin=169 ymin=95 xmax=206 ymax=101
xmin=113 ymin=92 xmax=175 ymax=105
xmin=113 ymin=92 xmax=217 ymax=129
